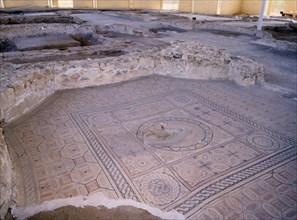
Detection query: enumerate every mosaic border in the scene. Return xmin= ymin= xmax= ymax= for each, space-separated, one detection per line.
xmin=182 ymin=89 xmax=296 ymax=146
xmin=174 ymin=145 xmax=297 ymax=214
xmin=70 ymin=113 xmax=140 ymax=201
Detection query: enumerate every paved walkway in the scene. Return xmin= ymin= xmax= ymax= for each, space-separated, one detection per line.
xmin=5 ymin=75 xmax=297 ymax=219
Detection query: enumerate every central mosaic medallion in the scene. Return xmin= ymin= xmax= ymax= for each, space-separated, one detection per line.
xmin=136 ymin=117 xmax=213 ymax=151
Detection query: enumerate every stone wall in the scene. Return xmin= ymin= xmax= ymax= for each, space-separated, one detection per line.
xmin=0 ymin=41 xmax=264 ymax=217
xmin=0 ymin=41 xmax=264 ymax=123
xmin=0 ymin=127 xmax=15 ymax=219
xmin=155 ymin=42 xmax=264 ymax=87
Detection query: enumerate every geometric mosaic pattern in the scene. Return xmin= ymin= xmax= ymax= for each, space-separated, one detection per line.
xmin=188 ymin=160 xmax=297 ymax=219
xmin=4 ymin=75 xmax=297 ymax=218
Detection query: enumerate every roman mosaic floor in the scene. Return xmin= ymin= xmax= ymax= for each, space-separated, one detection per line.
xmin=5 ymin=75 xmax=297 ymax=219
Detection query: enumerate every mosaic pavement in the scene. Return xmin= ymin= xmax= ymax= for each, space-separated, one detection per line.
xmin=4 ymin=75 xmax=297 ymax=219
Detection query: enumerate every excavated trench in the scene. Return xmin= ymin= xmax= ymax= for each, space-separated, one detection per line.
xmin=0 ymin=31 xmax=127 ymax=63
xmin=0 ymin=13 xmax=104 ymax=53
xmin=264 ymin=25 xmax=297 ymax=43
xmin=0 ymin=12 xmax=171 ymax=63
xmin=0 ymin=32 xmax=103 ymax=53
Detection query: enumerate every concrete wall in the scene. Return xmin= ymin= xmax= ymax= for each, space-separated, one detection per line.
xmin=2 ymin=0 xmax=48 ymax=8
xmin=179 ymin=0 xmax=192 ymax=12
xmin=97 ymin=0 xmax=129 ymax=9
xmin=284 ymin=0 xmax=297 ymax=12
xmin=133 ymin=0 xmax=162 ymax=10
xmin=73 ymin=0 xmax=93 ymax=8
xmin=194 ymin=0 xmax=218 ymax=14
xmin=163 ymin=0 xmax=179 ymax=10
xmin=178 ymin=0 xmax=242 ymax=14
xmin=241 ymin=0 xmax=297 ymax=16
xmin=51 ymin=0 xmax=58 ymax=7
xmin=220 ymin=0 xmax=242 ymax=15
xmin=241 ymin=0 xmax=262 ymax=15
xmin=268 ymin=0 xmax=297 ymax=16
xmin=1 ymin=0 xmax=296 ymax=16
xmin=58 ymin=0 xmax=74 ymax=8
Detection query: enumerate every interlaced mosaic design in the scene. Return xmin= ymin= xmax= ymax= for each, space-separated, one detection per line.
xmin=5 ymin=76 xmax=297 ymax=218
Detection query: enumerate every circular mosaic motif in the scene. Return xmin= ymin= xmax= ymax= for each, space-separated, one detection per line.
xmin=246 ymin=134 xmax=280 ymax=151
xmin=135 ymin=158 xmax=151 ymax=170
xmin=139 ymin=172 xmax=180 ymax=206
xmin=124 ymin=155 xmax=157 ymax=175
xmin=136 ymin=117 xmax=213 ymax=151
xmin=86 ymin=113 xmax=114 ymax=126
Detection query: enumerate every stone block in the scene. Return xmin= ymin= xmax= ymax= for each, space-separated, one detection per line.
xmin=229 ymin=56 xmax=265 ymax=87
xmin=0 ymin=88 xmax=15 ymax=109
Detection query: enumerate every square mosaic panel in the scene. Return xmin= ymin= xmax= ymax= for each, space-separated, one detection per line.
xmin=5 ymin=76 xmax=297 ymax=218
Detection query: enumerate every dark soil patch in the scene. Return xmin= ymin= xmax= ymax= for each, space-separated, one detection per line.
xmin=0 ymin=38 xmax=17 ymax=52
xmin=264 ymin=26 xmax=297 ymax=43
xmin=200 ymin=29 xmax=240 ymax=37
xmin=27 ymin=205 xmax=160 ymax=220
xmin=282 ymin=93 xmax=297 ymax=99
xmin=149 ymin=26 xmax=187 ymax=34
xmin=71 ymin=33 xmax=102 ymax=46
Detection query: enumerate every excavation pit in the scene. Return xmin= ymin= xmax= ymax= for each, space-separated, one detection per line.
xmin=264 ymin=25 xmax=297 ymax=43
xmin=12 ymin=34 xmax=81 ymax=51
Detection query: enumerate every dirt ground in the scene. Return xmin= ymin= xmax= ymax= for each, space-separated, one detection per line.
xmin=4 ymin=206 xmax=160 ymax=220
xmin=29 ymin=206 xmax=160 ymax=220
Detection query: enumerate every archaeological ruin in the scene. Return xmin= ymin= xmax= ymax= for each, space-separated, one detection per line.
xmin=0 ymin=1 xmax=296 ymax=219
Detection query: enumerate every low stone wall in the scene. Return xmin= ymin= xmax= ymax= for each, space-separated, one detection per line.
xmin=0 ymin=41 xmax=264 ymax=123
xmin=0 ymin=127 xmax=15 ymax=219
xmin=0 ymin=41 xmax=264 ymax=217
xmin=155 ymin=42 xmax=264 ymax=86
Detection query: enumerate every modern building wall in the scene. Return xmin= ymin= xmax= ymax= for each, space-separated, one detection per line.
xmin=179 ymin=0 xmax=192 ymax=12
xmin=241 ymin=0 xmax=262 ymax=15
xmin=2 ymin=0 xmax=48 ymax=8
xmin=193 ymin=0 xmax=218 ymax=14
xmin=220 ymin=0 xmax=242 ymax=15
xmin=73 ymin=0 xmax=93 ymax=8
xmin=178 ymin=0 xmax=242 ymax=14
xmin=133 ymin=0 xmax=162 ymax=10
xmin=97 ymin=0 xmax=129 ymax=9
xmin=284 ymin=0 xmax=297 ymax=12
xmin=1 ymin=0 xmax=296 ymax=16
xmin=241 ymin=0 xmax=297 ymax=16
xmin=268 ymin=0 xmax=297 ymax=16
xmin=163 ymin=0 xmax=179 ymax=10
xmin=58 ymin=0 xmax=74 ymax=8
